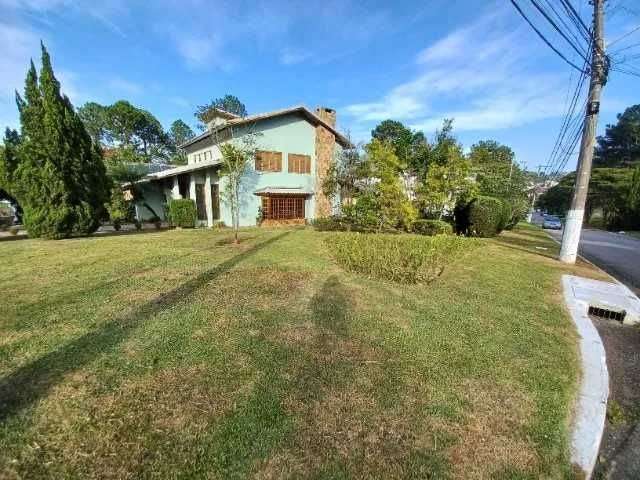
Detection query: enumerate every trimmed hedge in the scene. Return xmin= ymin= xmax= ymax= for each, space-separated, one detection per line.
xmin=412 ymin=219 xmax=453 ymax=236
xmin=468 ymin=196 xmax=505 ymax=237
xmin=324 ymin=232 xmax=478 ymax=284
xmin=167 ymin=199 xmax=197 ymax=228
xmin=498 ymin=201 xmax=513 ymax=232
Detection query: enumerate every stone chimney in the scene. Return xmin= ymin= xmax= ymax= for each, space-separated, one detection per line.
xmin=315 ymin=106 xmax=336 ymax=128
xmin=314 ymin=106 xmax=337 ymax=218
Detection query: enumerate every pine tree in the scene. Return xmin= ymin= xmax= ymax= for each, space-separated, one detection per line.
xmin=3 ymin=42 xmax=109 ymax=238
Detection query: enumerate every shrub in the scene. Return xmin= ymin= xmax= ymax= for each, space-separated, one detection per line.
xmin=468 ymin=196 xmax=505 ymax=237
xmin=498 ymin=201 xmax=513 ymax=233
xmin=453 ymin=201 xmax=471 ymax=235
xmin=342 ymin=194 xmax=383 ymax=232
xmin=412 ymin=219 xmax=453 ymax=236
xmin=324 ymin=232 xmax=478 ymax=284
xmin=313 ymin=216 xmax=350 ymax=232
xmin=105 ymin=187 xmax=130 ymax=232
xmin=506 ymin=198 xmax=529 ymax=230
xmin=167 ymin=199 xmax=197 ymax=228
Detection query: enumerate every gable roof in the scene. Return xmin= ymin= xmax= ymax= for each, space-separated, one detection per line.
xmin=180 ymin=106 xmax=351 ymax=149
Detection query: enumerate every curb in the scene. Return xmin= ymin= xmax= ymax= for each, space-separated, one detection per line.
xmin=562 ymin=275 xmax=609 ymax=479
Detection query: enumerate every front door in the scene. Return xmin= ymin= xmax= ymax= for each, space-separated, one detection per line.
xmin=211 ymin=184 xmax=220 ymax=220
xmin=195 ymin=184 xmax=207 ymax=221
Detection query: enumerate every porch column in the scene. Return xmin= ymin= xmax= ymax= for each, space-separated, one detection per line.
xmin=189 ymin=174 xmax=196 ymax=202
xmin=204 ymin=169 xmax=213 ymax=227
xmin=171 ymin=176 xmax=180 ymax=199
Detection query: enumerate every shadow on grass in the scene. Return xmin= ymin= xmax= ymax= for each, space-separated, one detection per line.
xmin=194 ymin=275 xmax=357 ymax=477
xmin=0 ymin=231 xmax=290 ymax=423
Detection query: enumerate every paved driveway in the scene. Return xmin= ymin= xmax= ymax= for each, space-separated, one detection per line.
xmin=547 ymin=228 xmax=640 ymax=294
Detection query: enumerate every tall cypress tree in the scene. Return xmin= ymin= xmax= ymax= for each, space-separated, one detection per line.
xmin=4 ymin=42 xmax=109 ymax=238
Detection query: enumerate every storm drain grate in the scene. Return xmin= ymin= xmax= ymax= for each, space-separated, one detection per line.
xmin=588 ymin=305 xmax=626 ymax=322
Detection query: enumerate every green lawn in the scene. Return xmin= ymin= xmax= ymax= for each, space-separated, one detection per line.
xmin=0 ymin=225 xmax=601 ymax=479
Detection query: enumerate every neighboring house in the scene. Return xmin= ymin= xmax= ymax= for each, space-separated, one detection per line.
xmin=129 ymin=106 xmax=349 ymax=227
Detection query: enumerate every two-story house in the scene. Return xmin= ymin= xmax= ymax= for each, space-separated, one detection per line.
xmin=130 ymin=106 xmax=350 ymax=227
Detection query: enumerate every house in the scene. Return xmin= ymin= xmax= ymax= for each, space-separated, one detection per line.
xmin=129 ymin=106 xmax=350 ymax=227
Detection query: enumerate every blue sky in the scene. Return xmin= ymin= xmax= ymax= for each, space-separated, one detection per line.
xmin=1 ymin=0 xmax=638 ymax=171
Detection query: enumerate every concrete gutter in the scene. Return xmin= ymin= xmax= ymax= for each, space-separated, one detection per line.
xmin=562 ymin=275 xmax=609 ymax=479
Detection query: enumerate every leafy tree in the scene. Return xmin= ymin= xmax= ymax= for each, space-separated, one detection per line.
xmin=537 ymin=168 xmax=640 ymax=229
xmin=322 ymin=138 xmax=365 ymax=206
xmin=344 ymin=140 xmax=416 ymax=231
xmin=169 ymin=119 xmax=195 ymax=146
xmin=77 ymin=102 xmax=108 ymax=145
xmin=371 ymin=119 xmax=432 ymax=182
xmin=595 ymin=105 xmax=640 ymax=168
xmin=1 ymin=43 xmax=109 ymax=238
xmin=105 ymin=100 xmax=144 ymax=148
xmin=166 ymin=119 xmax=195 ymax=165
xmin=371 ymin=120 xmax=415 ymax=169
xmin=137 ymin=110 xmax=166 ymax=156
xmin=415 ymin=120 xmax=473 ymax=219
xmin=469 ymin=140 xmax=528 ymax=225
xmin=219 ymin=134 xmax=258 ymax=243
xmin=195 ymin=94 xmax=247 ymax=130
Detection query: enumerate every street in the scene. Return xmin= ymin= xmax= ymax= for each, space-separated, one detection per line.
xmin=546 ymin=228 xmax=640 ymax=294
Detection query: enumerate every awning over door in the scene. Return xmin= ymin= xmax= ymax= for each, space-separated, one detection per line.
xmin=253 ymin=187 xmax=313 ymax=196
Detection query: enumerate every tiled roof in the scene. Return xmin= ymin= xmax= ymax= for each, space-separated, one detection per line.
xmin=180 ymin=106 xmax=351 ymax=149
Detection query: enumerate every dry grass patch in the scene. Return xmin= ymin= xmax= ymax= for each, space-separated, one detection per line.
xmin=444 ymin=380 xmax=538 ymax=479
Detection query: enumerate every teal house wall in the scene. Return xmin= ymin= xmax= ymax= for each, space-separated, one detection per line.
xmin=218 ymin=114 xmax=318 ymax=227
xmin=129 ymin=106 xmax=346 ymax=227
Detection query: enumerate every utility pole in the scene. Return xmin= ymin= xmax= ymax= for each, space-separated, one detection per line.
xmin=559 ymin=0 xmax=607 ymax=264
xmin=527 ymin=164 xmax=550 ymax=223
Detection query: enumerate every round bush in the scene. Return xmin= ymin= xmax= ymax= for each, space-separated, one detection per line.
xmin=468 ymin=196 xmax=504 ymax=237
xmin=167 ymin=199 xmax=197 ymax=228
xmin=412 ymin=219 xmax=453 ymax=236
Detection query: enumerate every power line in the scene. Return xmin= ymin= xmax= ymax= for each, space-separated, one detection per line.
xmin=530 ymin=0 xmax=590 ymax=61
xmin=611 ymin=41 xmax=640 ymax=55
xmin=509 ymin=0 xmax=588 ymax=73
xmin=608 ymin=24 xmax=640 ymax=47
xmin=541 ymin=0 xmax=590 ymax=55
xmin=611 ymin=65 xmax=640 ymax=77
xmin=560 ymin=0 xmax=592 ymax=39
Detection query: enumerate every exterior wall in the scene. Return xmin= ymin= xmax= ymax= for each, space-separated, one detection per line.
xmin=134 ymin=183 xmax=167 ymax=221
xmin=217 ymin=114 xmax=318 ymax=227
xmin=186 ymin=136 xmax=221 ymax=165
xmin=148 ymin=112 xmax=341 ymax=227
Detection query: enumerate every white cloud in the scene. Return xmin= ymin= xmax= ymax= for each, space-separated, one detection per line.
xmin=280 ymin=48 xmax=311 ymax=65
xmin=168 ymin=96 xmax=189 ymax=108
xmin=170 ymin=29 xmax=225 ymax=69
xmin=108 ymin=76 xmax=142 ymax=96
xmin=343 ymin=7 xmax=571 ymax=134
xmin=1 ymin=0 xmax=128 ymax=37
xmin=0 ymin=22 xmax=41 ymax=128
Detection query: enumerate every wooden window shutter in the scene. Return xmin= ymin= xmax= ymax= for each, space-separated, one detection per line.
xmin=288 ymin=154 xmax=311 ymax=174
xmin=256 ymin=151 xmax=282 ymax=172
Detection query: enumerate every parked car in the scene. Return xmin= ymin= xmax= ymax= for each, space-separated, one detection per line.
xmin=543 ymin=215 xmax=562 ymax=230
